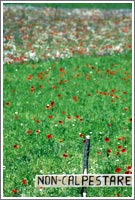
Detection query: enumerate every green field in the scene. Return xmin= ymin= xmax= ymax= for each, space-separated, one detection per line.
xmin=3 ymin=3 xmax=132 ymax=198
xmin=4 ymin=3 xmax=132 ymax=9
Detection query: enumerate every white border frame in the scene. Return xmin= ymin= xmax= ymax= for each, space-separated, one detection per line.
xmin=1 ymin=1 xmax=134 ymax=199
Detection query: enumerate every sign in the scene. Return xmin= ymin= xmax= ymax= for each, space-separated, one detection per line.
xmin=35 ymin=174 xmax=132 ymax=188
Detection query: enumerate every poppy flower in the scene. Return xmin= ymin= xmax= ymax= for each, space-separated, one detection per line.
xmin=117 ymin=194 xmax=120 ymax=197
xmin=130 ymin=118 xmax=132 ymax=122
xmin=79 ymin=133 xmax=83 ymax=137
xmin=107 ymin=124 xmax=112 ymax=126
xmin=97 ymin=151 xmax=101 ymax=155
xmin=57 ymin=94 xmax=61 ymax=97
xmin=116 ymin=152 xmax=120 ymax=155
xmin=62 ymin=111 xmax=66 ymax=114
xmin=51 ymin=101 xmax=55 ymax=107
xmin=123 ymin=91 xmax=127 ymax=94
xmin=59 ymin=121 xmax=63 ymax=124
xmin=127 ymin=166 xmax=132 ymax=170
xmin=47 ymin=134 xmax=52 ymax=139
xmin=39 ymin=85 xmax=43 ymax=89
xmin=48 ymin=115 xmax=53 ymax=118
xmin=63 ymin=153 xmax=68 ymax=158
xmin=115 ymin=167 xmax=121 ymax=173
xmin=111 ymin=89 xmax=115 ymax=92
xmin=13 ymin=144 xmax=19 ymax=149
xmin=72 ymin=96 xmax=78 ymax=102
xmin=104 ymin=137 xmax=110 ymax=142
xmin=121 ymin=148 xmax=126 ymax=153
xmin=31 ymin=86 xmax=35 ymax=92
xmin=59 ymin=140 xmax=63 ymax=143
xmin=35 ymin=130 xmax=40 ymax=134
xmin=27 ymin=130 xmax=31 ymax=134
xmin=118 ymin=137 xmax=125 ymax=141
xmin=83 ymin=140 xmax=86 ymax=144
xmin=125 ymin=171 xmax=132 ymax=174
xmin=12 ymin=189 xmax=17 ymax=194
xmin=117 ymin=145 xmax=122 ymax=149
xmin=107 ymin=149 xmax=112 ymax=153
xmin=22 ymin=179 xmax=27 ymax=185
xmin=36 ymin=120 xmax=40 ymax=123
xmin=124 ymin=107 xmax=128 ymax=111
xmin=59 ymin=68 xmax=63 ymax=72
xmin=76 ymin=115 xmax=80 ymax=119
xmin=67 ymin=116 xmax=71 ymax=120
xmin=46 ymin=104 xmax=50 ymax=109
xmin=6 ymin=102 xmax=10 ymax=106
xmin=27 ymin=75 xmax=32 ymax=80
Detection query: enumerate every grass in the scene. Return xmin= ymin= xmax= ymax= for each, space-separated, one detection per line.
xmin=3 ymin=2 xmax=132 ymax=9
xmin=3 ymin=51 xmax=132 ymax=197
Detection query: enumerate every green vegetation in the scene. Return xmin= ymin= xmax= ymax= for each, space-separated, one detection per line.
xmin=3 ymin=3 xmax=132 ymax=9
xmin=3 ymin=52 xmax=132 ymax=197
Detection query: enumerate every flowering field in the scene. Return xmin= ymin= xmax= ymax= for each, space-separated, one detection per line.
xmin=3 ymin=3 xmax=132 ymax=198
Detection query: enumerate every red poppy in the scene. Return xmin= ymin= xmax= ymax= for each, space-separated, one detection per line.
xmin=107 ymin=124 xmax=112 ymax=126
xmin=117 ymin=145 xmax=122 ymax=149
xmin=47 ymin=134 xmax=52 ymax=139
xmin=125 ymin=171 xmax=132 ymax=174
xmin=83 ymin=140 xmax=86 ymax=144
xmin=59 ymin=68 xmax=63 ymax=72
xmin=39 ymin=85 xmax=43 ymax=89
xmin=48 ymin=115 xmax=53 ymax=118
xmin=67 ymin=116 xmax=71 ymax=120
xmin=130 ymin=118 xmax=132 ymax=122
xmin=76 ymin=115 xmax=80 ymax=119
xmin=121 ymin=148 xmax=126 ymax=153
xmin=12 ymin=189 xmax=17 ymax=194
xmin=115 ymin=96 xmax=119 ymax=99
xmin=116 ymin=152 xmax=120 ymax=155
xmin=62 ymin=111 xmax=66 ymax=114
xmin=27 ymin=130 xmax=31 ymax=134
xmin=99 ymin=92 xmax=102 ymax=95
xmin=35 ymin=130 xmax=40 ymax=134
xmin=72 ymin=96 xmax=78 ymax=102
xmin=13 ymin=144 xmax=19 ymax=149
xmin=104 ymin=137 xmax=110 ymax=142
xmin=123 ymin=91 xmax=127 ymax=94
xmin=79 ymin=133 xmax=83 ymax=137
xmin=118 ymin=137 xmax=125 ymax=140
xmin=6 ymin=102 xmax=10 ymax=106
xmin=59 ymin=121 xmax=63 ymax=124
xmin=22 ymin=179 xmax=27 ymax=185
xmin=31 ymin=86 xmax=35 ymax=92
xmin=124 ymin=107 xmax=128 ymax=111
xmin=59 ymin=140 xmax=63 ymax=143
xmin=117 ymin=193 xmax=120 ymax=197
xmin=27 ymin=75 xmax=32 ymax=80
xmin=63 ymin=153 xmax=68 ymax=158
xmin=51 ymin=101 xmax=55 ymax=107
xmin=57 ymin=94 xmax=61 ymax=97
xmin=111 ymin=89 xmax=115 ymax=92
xmin=46 ymin=105 xmax=50 ymax=109
xmin=97 ymin=151 xmax=101 ymax=155
xmin=107 ymin=149 xmax=112 ymax=153
xmin=36 ymin=120 xmax=40 ymax=123
xmin=127 ymin=166 xmax=132 ymax=170
xmin=115 ymin=167 xmax=121 ymax=173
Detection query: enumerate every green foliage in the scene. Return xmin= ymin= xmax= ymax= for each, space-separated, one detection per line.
xmin=4 ymin=3 xmax=132 ymax=9
xmin=3 ymin=52 xmax=132 ymax=197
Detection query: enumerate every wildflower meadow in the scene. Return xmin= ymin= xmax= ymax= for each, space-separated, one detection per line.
xmin=3 ymin=2 xmax=133 ymax=198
